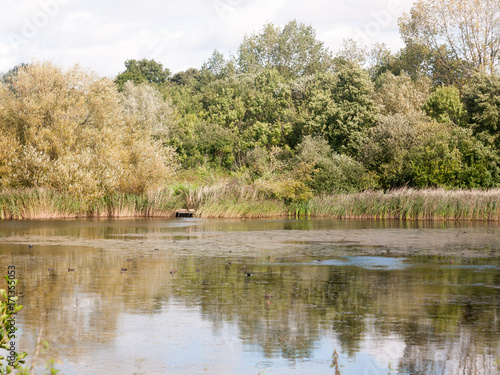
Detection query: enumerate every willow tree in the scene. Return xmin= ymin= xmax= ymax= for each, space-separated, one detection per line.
xmin=0 ymin=62 xmax=177 ymax=199
xmin=399 ymin=0 xmax=500 ymax=77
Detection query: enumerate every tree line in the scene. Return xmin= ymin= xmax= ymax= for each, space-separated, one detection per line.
xmin=1 ymin=0 xmax=499 ymax=204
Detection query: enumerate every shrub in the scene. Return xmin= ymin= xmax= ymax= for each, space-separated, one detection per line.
xmin=296 ymin=135 xmax=376 ymax=193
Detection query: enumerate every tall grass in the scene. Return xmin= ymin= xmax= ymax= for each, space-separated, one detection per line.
xmin=309 ymin=188 xmax=500 ymax=221
xmin=177 ymin=182 xmax=286 ymax=218
xmin=0 ymin=189 xmax=184 ymax=219
xmin=0 ymin=187 xmax=499 ymax=220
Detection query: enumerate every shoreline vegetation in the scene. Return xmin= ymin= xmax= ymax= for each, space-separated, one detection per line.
xmin=1 ymin=186 xmax=499 ymax=221
xmin=2 ymin=6 xmax=500 ymax=228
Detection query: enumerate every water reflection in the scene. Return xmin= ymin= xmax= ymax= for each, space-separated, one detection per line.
xmin=0 ymin=218 xmax=498 ymax=374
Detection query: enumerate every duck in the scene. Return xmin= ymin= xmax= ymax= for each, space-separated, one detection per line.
xmin=28 ymin=244 xmax=33 ymax=249
xmin=67 ymin=268 xmax=75 ymax=272
xmin=121 ymin=268 xmax=127 ymax=273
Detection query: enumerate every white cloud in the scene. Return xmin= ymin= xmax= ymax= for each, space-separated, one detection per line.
xmin=0 ymin=0 xmax=416 ymax=77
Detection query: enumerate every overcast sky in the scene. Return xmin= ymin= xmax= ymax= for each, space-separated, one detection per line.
xmin=0 ymin=0 xmax=416 ymax=78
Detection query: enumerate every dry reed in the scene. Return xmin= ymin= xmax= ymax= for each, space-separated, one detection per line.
xmin=0 ymin=187 xmax=498 ymax=221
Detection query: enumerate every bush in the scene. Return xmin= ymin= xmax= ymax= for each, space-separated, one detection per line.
xmin=296 ymin=135 xmax=377 ymax=193
xmin=360 ymin=114 xmax=500 ymax=189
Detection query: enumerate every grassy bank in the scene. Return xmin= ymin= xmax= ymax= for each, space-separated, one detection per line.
xmin=0 ymin=187 xmax=499 ymax=221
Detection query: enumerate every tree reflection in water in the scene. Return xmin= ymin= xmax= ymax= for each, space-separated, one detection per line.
xmin=0 ymin=218 xmax=498 ymax=374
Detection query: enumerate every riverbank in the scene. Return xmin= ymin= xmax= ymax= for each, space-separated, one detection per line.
xmin=1 ymin=186 xmax=499 ymax=221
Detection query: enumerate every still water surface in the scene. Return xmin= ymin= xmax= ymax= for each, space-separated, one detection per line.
xmin=0 ymin=218 xmax=499 ymax=374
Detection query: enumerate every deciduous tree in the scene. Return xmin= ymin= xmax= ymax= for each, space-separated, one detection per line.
xmin=115 ymin=58 xmax=171 ymax=88
xmin=399 ymin=0 xmax=500 ymax=75
xmin=463 ymin=72 xmax=500 ymax=147
xmin=237 ymin=20 xmax=333 ymax=78
xmin=0 ymin=62 xmax=177 ymax=198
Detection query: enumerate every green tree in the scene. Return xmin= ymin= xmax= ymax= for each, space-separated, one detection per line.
xmin=294 ymin=61 xmax=378 ymax=155
xmin=423 ymin=85 xmax=465 ymax=124
xmin=237 ymin=20 xmax=332 ymax=78
xmin=463 ymin=72 xmax=500 ymax=148
xmin=371 ymin=41 xmax=470 ymax=87
xmin=360 ymin=114 xmax=499 ymax=188
xmin=181 ymin=122 xmax=237 ymax=169
xmin=335 ymin=38 xmax=368 ymax=67
xmin=200 ymin=50 xmax=236 ymax=82
xmin=241 ymin=69 xmax=294 ymax=149
xmin=198 ymin=69 xmax=295 ymax=155
xmin=115 ymin=58 xmax=171 ymax=88
xmin=170 ymin=68 xmax=200 ymax=86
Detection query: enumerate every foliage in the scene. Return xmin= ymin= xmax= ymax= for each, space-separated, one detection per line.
xmin=463 ymin=72 xmax=500 ymax=148
xmin=2 ymin=16 xmax=500 ymax=216
xmin=335 ymin=38 xmax=368 ymax=67
xmin=254 ymin=168 xmax=314 ymax=204
xmin=0 ymin=276 xmax=27 ymax=374
xmin=241 ymin=146 xmax=313 ymax=204
xmin=296 ymin=136 xmax=376 ymax=193
xmin=399 ymin=0 xmax=500 ymax=76
xmin=200 ymin=50 xmax=236 ymax=81
xmin=423 ymin=85 xmax=465 ymax=124
xmin=293 ymin=62 xmax=378 ymax=155
xmin=190 ymin=122 xmax=237 ymax=169
xmin=237 ymin=20 xmax=333 ymax=78
xmin=0 ymin=64 xmax=28 ymax=86
xmin=0 ymin=62 xmax=177 ymax=203
xmin=121 ymin=81 xmax=177 ymax=134
xmin=119 ymin=81 xmax=179 ymax=192
xmin=381 ymin=42 xmax=471 ymax=87
xmin=170 ymin=68 xmax=200 ymax=86
xmin=115 ymin=59 xmax=171 ymax=89
xmin=374 ymin=71 xmax=430 ymax=118
xmin=360 ymin=115 xmax=500 ymax=189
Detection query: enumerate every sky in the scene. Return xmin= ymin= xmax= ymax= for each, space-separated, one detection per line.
xmin=0 ymin=0 xmax=416 ymax=78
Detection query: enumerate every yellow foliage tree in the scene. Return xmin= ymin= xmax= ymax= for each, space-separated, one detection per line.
xmin=0 ymin=62 xmax=177 ymax=200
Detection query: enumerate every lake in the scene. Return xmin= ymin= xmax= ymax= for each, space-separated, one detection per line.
xmin=0 ymin=218 xmax=499 ymax=374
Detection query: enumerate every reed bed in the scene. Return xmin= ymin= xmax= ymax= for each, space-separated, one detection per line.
xmin=0 ymin=187 xmax=499 ymax=221
xmin=309 ymin=188 xmax=500 ymax=221
xmin=186 ymin=183 xmax=286 ymax=218
xmin=0 ymin=189 xmax=184 ymax=219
